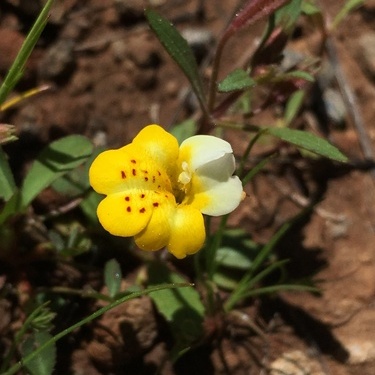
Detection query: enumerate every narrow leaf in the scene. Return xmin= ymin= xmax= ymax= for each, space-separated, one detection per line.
xmin=104 ymin=259 xmax=122 ymax=298
xmin=332 ymin=0 xmax=364 ymax=30
xmin=301 ymin=1 xmax=321 ymax=16
xmin=274 ymin=0 xmax=303 ymax=33
xmin=80 ymin=190 xmax=101 ymax=224
xmin=284 ymin=89 xmax=305 ymax=125
xmin=6 ymin=283 xmax=189 ymax=375
xmin=21 ymin=135 xmax=93 ymax=207
xmin=21 ymin=331 xmax=56 ymax=375
xmin=145 ymin=9 xmax=207 ymax=114
xmin=0 ymin=192 xmax=20 ymax=225
xmin=148 ymin=262 xmax=205 ymax=347
xmin=218 ymin=68 xmax=256 ymax=92
xmin=280 ymin=70 xmax=314 ymax=82
xmin=170 ymin=119 xmax=197 ymax=144
xmin=267 ymin=127 xmax=348 ymax=162
xmin=0 ymin=147 xmax=16 ymax=201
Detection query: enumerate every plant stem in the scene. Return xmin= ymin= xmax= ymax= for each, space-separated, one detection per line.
xmin=2 ymin=283 xmax=190 ymax=375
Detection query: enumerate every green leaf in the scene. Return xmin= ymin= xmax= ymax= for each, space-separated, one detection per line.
xmin=104 ymin=259 xmax=122 ymax=298
xmin=280 ymin=70 xmax=315 ymax=82
xmin=170 ymin=119 xmax=197 ymax=144
xmin=275 ymin=0 xmax=303 ymax=34
xmin=21 ymin=331 xmax=56 ymax=375
xmin=21 ymin=135 xmax=93 ymax=208
xmin=284 ymin=89 xmax=305 ymax=125
xmin=0 ymin=147 xmax=16 ymax=201
xmin=145 ymin=9 xmax=207 ymax=114
xmin=51 ymin=166 xmax=89 ymax=198
xmin=213 ymin=271 xmax=239 ymax=290
xmin=215 ymin=229 xmax=260 ymax=270
xmin=216 ymin=246 xmax=254 ymax=270
xmin=6 ymin=283 xmax=189 ymax=375
xmin=80 ymin=190 xmax=101 ymax=224
xmin=0 ymin=191 xmax=20 ymax=225
xmin=218 ymin=68 xmax=256 ymax=93
xmin=332 ymin=0 xmax=364 ymax=30
xmin=267 ymin=127 xmax=348 ymax=162
xmin=148 ymin=262 xmax=205 ymax=352
xmin=301 ymin=1 xmax=321 ymax=15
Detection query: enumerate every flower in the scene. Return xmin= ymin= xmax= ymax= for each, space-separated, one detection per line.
xmin=89 ymin=124 xmax=243 ymax=259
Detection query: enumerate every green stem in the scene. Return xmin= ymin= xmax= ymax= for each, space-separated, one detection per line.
xmin=206 ymin=31 xmax=233 ymax=119
xmin=0 ymin=0 xmax=55 ymax=105
xmin=2 ymin=283 xmax=189 ymax=375
xmin=238 ymin=129 xmax=267 ymax=179
xmin=206 ymin=214 xmax=229 ymax=280
xmin=0 ymin=303 xmax=50 ymax=372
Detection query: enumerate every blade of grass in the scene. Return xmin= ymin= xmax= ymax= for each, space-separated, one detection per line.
xmin=240 ymin=283 xmax=318 ymax=298
xmin=3 ymin=283 xmax=191 ymax=375
xmin=0 ymin=0 xmax=55 ymax=105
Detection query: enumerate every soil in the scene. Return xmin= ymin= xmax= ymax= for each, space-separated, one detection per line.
xmin=1 ymin=0 xmax=375 ymax=374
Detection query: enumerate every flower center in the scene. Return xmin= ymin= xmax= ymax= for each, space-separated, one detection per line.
xmin=178 ymin=161 xmax=192 ymax=185
xmin=175 ymin=161 xmax=192 ymax=204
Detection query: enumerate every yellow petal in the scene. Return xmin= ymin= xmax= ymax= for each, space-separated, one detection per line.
xmin=97 ymin=191 xmax=153 ymax=237
xmin=134 ymin=192 xmax=175 ymax=251
xmin=133 ymin=125 xmax=179 ymax=176
xmin=89 ymin=143 xmax=173 ymax=195
xmin=89 ymin=147 xmax=133 ymax=195
xmin=167 ymin=206 xmax=205 ymax=259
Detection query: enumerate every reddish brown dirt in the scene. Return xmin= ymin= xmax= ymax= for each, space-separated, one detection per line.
xmin=1 ymin=0 xmax=375 ymax=374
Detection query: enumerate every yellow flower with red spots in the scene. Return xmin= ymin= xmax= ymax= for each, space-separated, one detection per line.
xmin=89 ymin=124 xmax=243 ymax=259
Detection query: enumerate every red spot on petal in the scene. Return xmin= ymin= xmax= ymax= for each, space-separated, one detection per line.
xmin=121 ymin=171 xmax=126 ymax=179
xmin=157 ymin=171 xmax=161 ymax=176
xmin=132 ymin=169 xmax=136 ymax=176
xmin=131 ymin=159 xmax=136 ymax=164
xmin=140 ymin=194 xmax=145 ymax=198
xmin=152 ymin=176 xmax=156 ymax=183
xmin=139 ymin=207 xmax=146 ymax=213
xmin=153 ymin=202 xmax=159 ymax=207
xmin=125 ymin=196 xmax=130 ymax=201
xmin=126 ymin=206 xmax=131 ymax=212
xmin=145 ymin=177 xmax=149 ymax=181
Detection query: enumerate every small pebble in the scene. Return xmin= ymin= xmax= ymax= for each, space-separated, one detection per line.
xmin=38 ymin=39 xmax=76 ymax=81
xmin=181 ymin=28 xmax=214 ymax=61
xmin=322 ymin=88 xmax=347 ymax=127
xmin=358 ymin=32 xmax=375 ymax=81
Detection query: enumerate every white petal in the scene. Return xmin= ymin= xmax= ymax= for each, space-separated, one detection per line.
xmin=193 ymin=175 xmax=243 ymax=216
xmin=180 ymin=135 xmax=234 ymax=171
xmin=196 ymin=152 xmax=236 ymax=181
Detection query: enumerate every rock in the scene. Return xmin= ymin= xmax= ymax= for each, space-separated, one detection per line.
xmin=38 ymin=39 xmax=76 ymax=81
xmin=181 ymin=28 xmax=214 ymax=62
xmin=270 ymin=350 xmax=325 ymax=375
xmin=114 ymin=0 xmax=145 ymax=23
xmin=0 ymin=29 xmax=24 ymax=73
xmin=133 ymin=69 xmax=157 ymax=90
xmin=87 ymin=296 xmax=157 ymax=370
xmin=127 ymin=34 xmax=161 ymax=68
xmin=345 ymin=340 xmax=375 ymax=364
xmin=322 ymin=88 xmax=347 ymax=128
xmin=357 ymin=33 xmax=375 ymax=81
xmin=5 ymin=0 xmax=43 ymax=17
